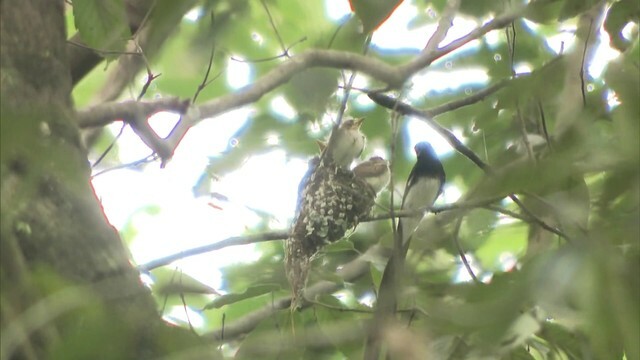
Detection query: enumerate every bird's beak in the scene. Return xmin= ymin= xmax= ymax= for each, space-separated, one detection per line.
xmin=353 ymin=117 xmax=365 ymax=128
xmin=316 ymin=140 xmax=327 ymax=152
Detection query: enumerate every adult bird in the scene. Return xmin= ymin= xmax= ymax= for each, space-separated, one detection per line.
xmin=398 ymin=141 xmax=446 ymax=251
xmin=364 ymin=141 xmax=445 ymax=360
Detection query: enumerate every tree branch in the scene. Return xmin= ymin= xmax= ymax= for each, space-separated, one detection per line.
xmin=137 ymin=197 xmax=508 ymax=272
xmin=78 ymin=8 xmax=524 ymax=166
xmin=368 ymin=87 xmax=502 ymax=172
xmin=424 ymin=0 xmax=460 ymax=53
xmin=368 ymin=91 xmax=569 ymax=241
xmin=77 ymin=98 xmax=189 ymax=161
xmin=78 ymin=98 xmax=189 ymax=128
xmin=137 ymin=231 xmax=289 ymax=272
xmin=402 ymin=8 xmax=522 ymax=75
xmin=204 ymin=245 xmax=385 ymax=341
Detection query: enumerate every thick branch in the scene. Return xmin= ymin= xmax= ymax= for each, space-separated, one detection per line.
xmin=78 ymin=8 xmax=524 ymax=166
xmin=77 ymin=98 xmax=189 ymax=128
xmin=77 ymin=98 xmax=189 ymax=160
xmin=164 ymin=50 xmax=406 ymax=152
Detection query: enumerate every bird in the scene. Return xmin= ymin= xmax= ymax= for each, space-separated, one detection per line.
xmin=398 ymin=141 xmax=446 ymax=249
xmin=364 ymin=141 xmax=445 ymax=359
xmin=324 ymin=118 xmax=366 ymax=169
xmin=353 ymin=156 xmax=390 ymax=194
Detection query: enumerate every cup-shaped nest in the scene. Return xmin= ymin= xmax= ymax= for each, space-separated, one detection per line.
xmin=286 ymin=158 xmax=376 ymax=308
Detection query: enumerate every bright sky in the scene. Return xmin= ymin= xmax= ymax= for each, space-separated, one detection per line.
xmin=91 ymin=1 xmax=622 ymax=326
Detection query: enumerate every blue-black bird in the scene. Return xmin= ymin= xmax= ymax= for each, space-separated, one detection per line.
xmin=398 ymin=141 xmax=446 ymax=251
xmin=364 ymin=141 xmax=445 ymax=360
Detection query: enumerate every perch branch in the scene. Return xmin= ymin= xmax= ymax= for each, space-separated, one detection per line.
xmin=368 ymin=92 xmax=568 ymax=240
xmin=137 ymin=231 xmax=289 ymax=272
xmin=137 ymin=197 xmax=514 ymax=272
xmin=368 ymin=87 xmax=503 ymax=172
xmin=204 ymin=245 xmax=385 ymax=341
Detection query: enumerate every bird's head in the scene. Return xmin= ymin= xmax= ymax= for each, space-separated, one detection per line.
xmin=340 ymin=117 xmax=365 ymax=131
xmin=414 ymin=141 xmax=437 ymax=159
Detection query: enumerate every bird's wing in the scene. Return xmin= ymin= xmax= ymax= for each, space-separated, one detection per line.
xmin=399 ymin=176 xmax=442 ymax=249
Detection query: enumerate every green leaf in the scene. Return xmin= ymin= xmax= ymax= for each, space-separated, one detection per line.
xmin=559 ymin=0 xmax=600 ymax=20
xmin=605 ymin=43 xmax=640 ymax=160
xmin=349 ymin=0 xmax=403 ymax=33
xmin=537 ymin=322 xmax=587 ymax=359
xmin=458 ymin=208 xmax=499 ymax=254
xmin=320 ymin=238 xmax=357 ymax=253
xmin=203 ymin=283 xmax=280 ymax=309
xmin=603 ymin=0 xmax=640 ymax=52
xmin=234 ymin=312 xmax=299 ymax=359
xmin=459 ymin=0 xmax=507 ymax=17
xmin=72 ymin=0 xmax=130 ymax=57
xmin=283 ymin=68 xmax=339 ymax=117
xmin=151 ymin=268 xmax=220 ymax=296
xmin=524 ymin=0 xmax=564 ymax=24
xmin=475 ymin=223 xmax=527 ymax=272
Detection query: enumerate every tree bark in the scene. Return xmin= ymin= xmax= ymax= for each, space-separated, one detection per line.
xmin=1 ymin=1 xmax=199 ymax=358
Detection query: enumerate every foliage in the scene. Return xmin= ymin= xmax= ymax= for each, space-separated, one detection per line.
xmin=70 ymin=0 xmax=638 ymax=358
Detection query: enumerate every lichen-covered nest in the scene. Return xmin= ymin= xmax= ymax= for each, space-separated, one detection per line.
xmin=285 ymin=157 xmax=376 ymax=308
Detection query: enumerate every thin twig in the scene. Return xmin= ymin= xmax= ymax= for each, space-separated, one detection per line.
xmin=336 ymin=35 xmax=372 ymax=126
xmin=137 ymin=71 xmax=161 ymax=101
xmin=580 ymin=18 xmax=594 ymax=107
xmin=506 ymin=21 xmax=516 ymax=76
xmin=516 ymin=104 xmax=535 ymax=162
xmin=537 ymin=100 xmax=552 ymax=150
xmin=261 ymin=0 xmax=287 ymax=56
xmin=178 ymin=271 xmax=200 ymax=336
xmin=403 ymin=8 xmax=523 ymax=75
xmin=92 ymin=123 xmax=126 ymax=168
xmin=510 ymin=194 xmax=567 ymax=240
xmin=138 ymin=231 xmax=289 ymax=271
xmin=368 ymin=90 xmax=498 ymax=172
xmin=65 ymin=40 xmax=142 ymax=56
xmin=204 ymin=245 xmax=385 ymax=341
xmin=160 ymin=268 xmax=179 ymax=314
xmin=452 ymin=216 xmax=480 ymax=283
xmin=424 ymin=0 xmax=460 ymax=53
xmin=229 ymin=37 xmax=307 ymax=63
xmin=91 ymin=154 xmax=158 ymax=178
xmin=193 ymin=14 xmax=218 ymax=104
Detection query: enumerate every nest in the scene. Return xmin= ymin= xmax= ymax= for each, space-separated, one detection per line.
xmin=285 ymin=157 xmax=376 ymax=309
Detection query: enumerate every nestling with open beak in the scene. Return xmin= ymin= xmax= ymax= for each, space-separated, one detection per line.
xmin=324 ymin=118 xmax=366 ymax=169
xmin=353 ymin=156 xmax=390 ymax=194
